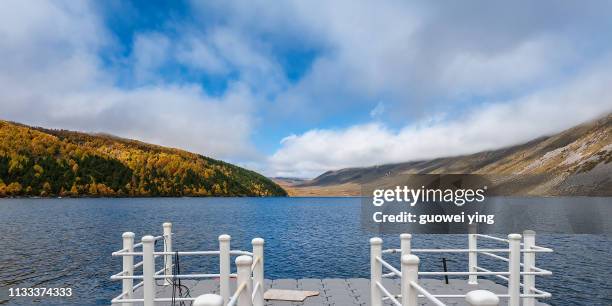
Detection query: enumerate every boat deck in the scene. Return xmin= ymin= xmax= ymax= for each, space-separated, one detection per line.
xmin=131 ymin=278 xmax=550 ymax=306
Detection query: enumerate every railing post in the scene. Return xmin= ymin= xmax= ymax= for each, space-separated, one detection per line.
xmin=400 ymin=233 xmax=411 ymax=256
xmin=468 ymin=233 xmax=478 ymax=285
xmin=121 ymin=232 xmax=135 ymax=306
xmin=370 ymin=237 xmax=383 ymax=306
xmin=523 ymin=230 xmax=536 ymax=306
xmin=193 ymin=293 xmax=224 ymax=306
xmin=163 ymin=222 xmax=173 ymax=285
xmin=401 ymin=254 xmax=419 ymax=306
xmin=465 ymin=290 xmax=500 ymax=306
xmin=142 ymin=235 xmax=156 ymax=306
xmin=508 ymin=233 xmax=522 ymax=306
xmin=236 ymin=255 xmax=253 ymax=306
xmin=252 ymin=238 xmax=265 ymax=306
xmin=219 ymin=234 xmax=231 ymax=305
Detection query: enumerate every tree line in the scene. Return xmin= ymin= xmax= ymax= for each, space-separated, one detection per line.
xmin=0 ymin=121 xmax=287 ymax=197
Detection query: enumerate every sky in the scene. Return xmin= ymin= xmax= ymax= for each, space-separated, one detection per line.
xmin=1 ymin=1 xmax=611 ymax=178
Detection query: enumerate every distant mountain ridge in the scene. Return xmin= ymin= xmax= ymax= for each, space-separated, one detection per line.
xmin=285 ymin=113 xmax=612 ymax=196
xmin=0 ymin=121 xmax=287 ymax=197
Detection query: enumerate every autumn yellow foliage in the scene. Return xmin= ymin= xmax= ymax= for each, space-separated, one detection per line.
xmin=0 ymin=121 xmax=287 ymax=197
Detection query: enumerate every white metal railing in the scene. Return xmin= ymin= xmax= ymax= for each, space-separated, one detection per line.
xmin=371 ymin=230 xmax=553 ymax=306
xmin=110 ymin=222 xmax=265 ymax=306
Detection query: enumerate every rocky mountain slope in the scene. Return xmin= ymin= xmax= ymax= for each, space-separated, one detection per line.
xmin=286 ymin=114 xmax=612 ymax=196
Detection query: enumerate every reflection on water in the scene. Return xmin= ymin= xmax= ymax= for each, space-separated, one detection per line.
xmin=0 ymin=197 xmax=610 ymax=305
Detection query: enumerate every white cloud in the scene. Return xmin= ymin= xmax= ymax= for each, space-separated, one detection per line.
xmin=176 ymin=34 xmax=229 ymax=75
xmin=201 ymin=0 xmax=612 ymax=120
xmin=269 ymin=57 xmax=612 ymax=177
xmin=0 ymin=0 xmax=259 ymax=160
xmin=1 ymin=0 xmax=612 ymax=177
xmin=439 ymin=37 xmax=574 ymax=96
xmin=132 ymin=33 xmax=171 ymax=83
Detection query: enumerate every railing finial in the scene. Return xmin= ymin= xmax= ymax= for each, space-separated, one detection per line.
xmin=400 ymin=233 xmax=411 ymax=256
xmin=252 ymin=237 xmax=264 ymax=245
xmin=401 ymin=254 xmax=419 ymax=265
xmin=193 ymin=293 xmax=224 ymax=306
xmin=466 ymin=290 xmax=500 ymax=306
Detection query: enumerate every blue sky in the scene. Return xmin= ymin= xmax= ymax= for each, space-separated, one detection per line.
xmin=1 ymin=1 xmax=612 ymax=177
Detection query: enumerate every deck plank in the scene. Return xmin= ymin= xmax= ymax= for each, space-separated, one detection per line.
xmin=129 ymin=278 xmax=550 ymax=306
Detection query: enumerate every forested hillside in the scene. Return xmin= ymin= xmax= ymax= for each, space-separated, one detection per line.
xmin=0 ymin=121 xmax=287 ymax=197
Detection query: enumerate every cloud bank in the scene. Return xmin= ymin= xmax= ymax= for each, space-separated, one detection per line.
xmin=0 ymin=1 xmax=611 ymax=177
xmin=269 ymin=59 xmax=612 ymax=177
xmin=0 ymin=1 xmax=258 ymax=159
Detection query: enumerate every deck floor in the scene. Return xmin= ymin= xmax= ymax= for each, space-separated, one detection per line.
xmin=131 ymin=278 xmax=549 ymax=306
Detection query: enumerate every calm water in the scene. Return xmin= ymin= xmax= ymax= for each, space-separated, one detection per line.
xmin=0 ymin=198 xmax=610 ymax=306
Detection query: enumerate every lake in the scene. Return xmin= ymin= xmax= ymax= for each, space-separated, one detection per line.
xmin=0 ymin=198 xmax=610 ymax=305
